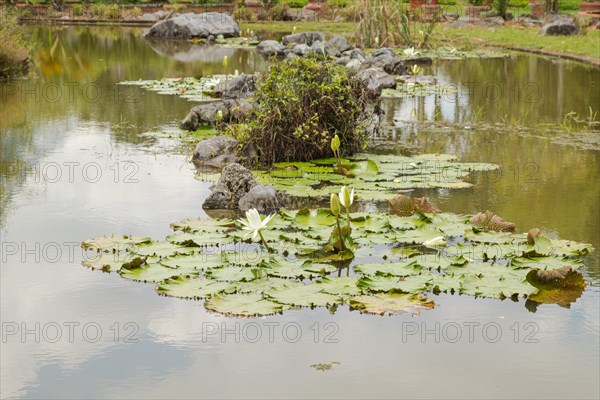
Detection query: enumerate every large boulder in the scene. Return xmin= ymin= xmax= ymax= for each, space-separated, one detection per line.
xmin=324 ymin=35 xmax=353 ymax=57
xmin=282 ymin=32 xmax=324 ymax=46
xmin=213 ymin=73 xmax=258 ymax=99
xmin=256 ymin=40 xmax=288 ymax=57
xmin=192 ymin=136 xmax=239 ymax=168
xmin=181 ymin=99 xmax=254 ymax=131
xmin=362 ymin=48 xmax=407 ymax=75
xmin=239 ymin=184 xmax=282 ymax=214
xmin=283 ymin=9 xmax=318 ymax=22
xmin=358 ymin=67 xmax=397 ymax=98
xmin=145 ymin=12 xmax=240 ymax=40
xmin=540 ymin=13 xmax=579 ymax=36
xmin=203 ymin=163 xmax=281 ymax=212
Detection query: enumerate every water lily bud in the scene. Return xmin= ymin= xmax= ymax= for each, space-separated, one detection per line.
xmin=330 ymin=193 xmax=340 ymax=217
xmin=330 ymin=134 xmax=340 ymax=152
xmin=216 ymin=110 xmax=224 ymax=121
xmin=339 ymin=186 xmax=354 ymax=208
xmin=234 ymin=69 xmax=239 ymax=77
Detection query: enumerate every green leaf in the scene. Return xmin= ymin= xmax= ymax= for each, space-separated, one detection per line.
xmin=293 ymin=208 xmax=337 ymax=229
xmin=166 ymin=232 xmax=233 ymax=246
xmin=349 ymin=160 xmax=379 ymax=177
xmin=159 ymin=253 xmax=224 ymax=271
xmin=315 ymin=277 xmax=362 ymax=296
xmin=81 ymin=235 xmax=152 ymax=252
xmin=134 ymin=241 xmax=198 ymax=258
xmin=170 ymin=217 xmax=235 ymax=232
xmin=266 ymin=282 xmax=342 ymax=307
xmin=204 ymin=293 xmax=284 ymax=317
xmin=205 ymin=266 xmax=261 ymax=282
xmin=460 ymin=271 xmax=536 ymax=299
xmin=349 ymin=293 xmax=435 ymax=316
xmin=120 ymin=261 xmax=198 ymax=283
xmin=82 ymin=253 xmax=135 ymax=272
xmin=357 ymin=274 xmax=433 ymax=293
xmin=353 ymin=260 xmax=422 ymax=277
xmin=156 ymin=276 xmax=237 ymax=299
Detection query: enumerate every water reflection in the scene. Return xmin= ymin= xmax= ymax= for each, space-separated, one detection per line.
xmin=0 ymin=26 xmax=598 ymax=399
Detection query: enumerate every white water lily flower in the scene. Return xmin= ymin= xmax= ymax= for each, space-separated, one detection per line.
xmin=339 ymin=186 xmax=354 ymax=208
xmin=403 ymin=47 xmax=419 ymax=57
xmin=204 ymin=77 xmax=221 ymax=88
xmin=423 ymin=236 xmax=446 ymax=246
xmin=238 ymin=208 xmax=274 ymax=240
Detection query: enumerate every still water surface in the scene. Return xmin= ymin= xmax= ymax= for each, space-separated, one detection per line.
xmin=1 ymin=26 xmax=599 ymax=399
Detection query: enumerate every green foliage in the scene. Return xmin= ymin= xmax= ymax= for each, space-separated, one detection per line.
xmin=284 ymin=0 xmax=308 ymax=8
xmin=508 ymin=0 xmax=528 ymax=7
xmin=270 ymin=2 xmax=289 ymax=20
xmin=231 ymin=57 xmax=370 ymax=166
xmin=468 ymin=0 xmax=485 ymax=5
xmin=89 ymin=3 xmax=120 ymax=19
xmin=72 ymin=4 xmax=83 ymax=15
xmin=0 ymin=9 xmax=30 ymax=78
xmin=233 ymin=6 xmax=255 ymax=21
xmin=493 ymin=0 xmax=509 ymax=16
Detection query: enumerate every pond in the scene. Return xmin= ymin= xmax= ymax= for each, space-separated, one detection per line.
xmin=1 ymin=26 xmax=598 ymax=399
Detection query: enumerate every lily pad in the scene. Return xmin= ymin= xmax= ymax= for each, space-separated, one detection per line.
xmin=204 ymin=293 xmax=284 ymax=317
xmin=349 ymin=293 xmax=435 ymax=316
xmin=156 ymin=276 xmax=237 ymax=299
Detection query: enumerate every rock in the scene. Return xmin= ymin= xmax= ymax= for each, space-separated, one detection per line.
xmin=344 ymin=48 xmax=367 ymax=61
xmin=292 ymin=43 xmax=311 ymax=56
xmin=181 ymin=101 xmax=231 ymax=130
xmin=485 ymin=16 xmax=505 ymax=26
xmin=282 ymin=32 xmax=324 ymax=46
xmin=444 ymin=20 xmax=469 ymax=29
xmin=362 ymin=48 xmax=406 ymax=75
xmin=309 ymin=40 xmax=326 ymax=55
xmin=142 ymin=11 xmax=168 ymax=22
xmin=256 ymin=40 xmax=287 ymax=57
xmin=192 ymin=136 xmax=239 ymax=168
xmin=345 ymin=59 xmax=363 ymax=71
xmin=397 ymin=75 xmax=437 ymax=85
xmin=203 ymin=163 xmax=257 ymax=210
xmin=540 ymin=13 xmax=579 ymax=36
xmin=213 ymin=73 xmax=258 ymax=99
xmin=239 ymin=184 xmax=282 ymax=214
xmin=286 ymin=52 xmax=300 ymax=60
xmin=181 ymin=99 xmax=254 ymax=130
xmin=334 ymin=57 xmax=350 ymax=66
xmin=206 ymin=35 xmax=216 ymax=44
xmin=358 ymin=67 xmax=396 ymax=98
xmin=145 ymin=12 xmax=240 ymax=40
xmin=324 ymin=35 xmax=353 ymax=57
xmin=283 ymin=9 xmax=318 ymax=22
xmin=518 ymin=16 xmax=542 ymax=27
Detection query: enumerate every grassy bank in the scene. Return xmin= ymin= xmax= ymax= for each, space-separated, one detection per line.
xmin=438 ymin=26 xmax=600 ymax=61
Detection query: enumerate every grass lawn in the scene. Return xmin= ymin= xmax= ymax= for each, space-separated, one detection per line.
xmin=438 ymin=26 xmax=600 ymax=60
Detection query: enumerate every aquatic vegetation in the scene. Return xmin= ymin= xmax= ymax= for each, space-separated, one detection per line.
xmin=118 ymin=75 xmax=228 ymax=102
xmin=230 ymin=57 xmax=371 ymax=165
xmin=251 ymin=153 xmax=499 ymax=200
xmin=80 ymin=203 xmax=593 ymax=317
xmin=311 ymin=361 xmax=341 ymax=371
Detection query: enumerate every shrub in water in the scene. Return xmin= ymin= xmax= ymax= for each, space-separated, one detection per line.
xmin=228 ymin=57 xmax=370 ymax=166
xmin=0 ymin=9 xmax=29 ymax=78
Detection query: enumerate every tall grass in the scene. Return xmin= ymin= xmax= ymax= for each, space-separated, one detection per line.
xmin=353 ymin=0 xmax=440 ymax=48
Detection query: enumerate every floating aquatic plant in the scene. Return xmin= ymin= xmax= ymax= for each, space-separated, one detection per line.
xmin=81 ymin=199 xmax=593 ymax=317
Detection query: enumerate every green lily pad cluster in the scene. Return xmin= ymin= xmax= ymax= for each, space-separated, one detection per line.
xmin=80 ymin=207 xmax=592 ymax=317
xmin=382 ymin=83 xmax=459 ymax=99
xmin=117 ymin=75 xmax=228 ymax=102
xmin=253 ymin=153 xmax=499 ymax=200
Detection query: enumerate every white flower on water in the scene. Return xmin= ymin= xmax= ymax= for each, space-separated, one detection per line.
xmin=238 ymin=209 xmax=274 ymax=240
xmin=403 ymin=47 xmax=419 ymax=57
xmin=423 ymin=236 xmax=446 ymax=246
xmin=204 ymin=77 xmax=221 ymax=88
